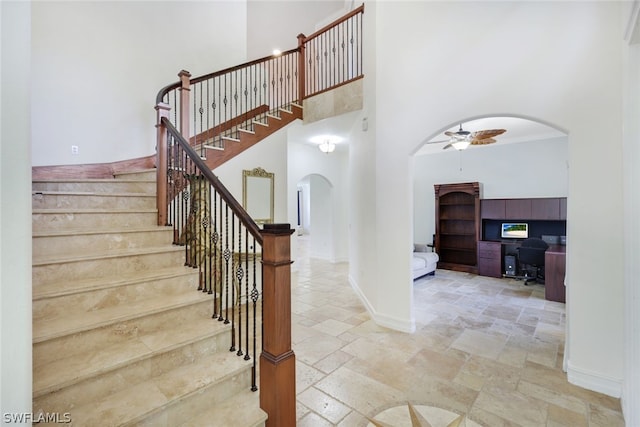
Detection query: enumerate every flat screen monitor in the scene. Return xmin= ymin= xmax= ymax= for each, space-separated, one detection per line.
xmin=501 ymin=223 xmax=528 ymax=239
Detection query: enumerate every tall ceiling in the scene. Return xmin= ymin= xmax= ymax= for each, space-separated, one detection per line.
xmin=416 ymin=117 xmax=567 ymax=156
xmin=290 ymin=114 xmax=567 ymax=155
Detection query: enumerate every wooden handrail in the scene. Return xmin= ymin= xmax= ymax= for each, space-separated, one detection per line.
xmin=156 ymin=48 xmax=300 ymax=104
xmin=160 ymin=116 xmax=263 ymax=244
xmin=300 ymin=4 xmax=364 ymax=43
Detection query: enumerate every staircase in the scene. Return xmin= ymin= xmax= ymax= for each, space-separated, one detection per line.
xmin=31 ymin=169 xmax=267 ymax=426
xmin=192 ymin=104 xmax=303 ymax=171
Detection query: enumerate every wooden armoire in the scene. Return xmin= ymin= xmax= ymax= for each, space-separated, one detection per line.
xmin=434 ymin=182 xmax=481 ymax=273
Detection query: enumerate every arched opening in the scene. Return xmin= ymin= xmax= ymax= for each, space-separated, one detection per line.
xmin=410 ymin=114 xmax=569 ymax=330
xmin=297 ymin=173 xmax=336 ymax=261
xmin=413 ymin=115 xmax=568 ymax=252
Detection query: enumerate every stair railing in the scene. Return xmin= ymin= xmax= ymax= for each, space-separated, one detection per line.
xmin=154 ymin=5 xmax=363 ymax=426
xmin=157 ymin=116 xmax=296 ymax=425
xmin=298 ymin=4 xmax=364 ymax=100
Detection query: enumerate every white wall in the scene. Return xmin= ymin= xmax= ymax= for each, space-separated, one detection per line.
xmin=247 ymin=0 xmax=347 ymax=59
xmin=413 ymin=137 xmax=569 ymax=245
xmin=347 ymin=1 xmax=380 ymax=328
xmin=287 ymin=133 xmax=349 ymax=264
xmin=1 ymin=1 xmax=32 ymax=423
xmin=213 ymin=127 xmax=290 ymax=227
xmin=356 ymin=0 xmax=625 ymax=396
xmin=31 ymin=1 xmax=248 ymax=166
xmin=622 ymin=4 xmax=640 ymax=421
xmin=308 ymin=175 xmax=333 ymax=259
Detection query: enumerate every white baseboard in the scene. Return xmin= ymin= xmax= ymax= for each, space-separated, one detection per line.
xmin=347 ymin=274 xmax=415 ymax=333
xmin=566 ymin=360 xmax=622 ymax=398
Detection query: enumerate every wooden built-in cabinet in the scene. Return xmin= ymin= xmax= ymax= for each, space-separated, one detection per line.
xmin=480 ymin=199 xmax=505 ymax=219
xmin=477 ymin=241 xmax=502 ymax=278
xmin=545 ymin=248 xmax=566 ymax=303
xmin=480 ymin=197 xmax=567 ymax=220
xmin=435 ymin=182 xmax=481 ymax=273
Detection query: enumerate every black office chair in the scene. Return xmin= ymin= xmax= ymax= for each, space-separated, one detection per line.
xmin=517 ymin=238 xmax=549 ymax=284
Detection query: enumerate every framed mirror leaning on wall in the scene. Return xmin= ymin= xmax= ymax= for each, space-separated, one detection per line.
xmin=242 ymin=167 xmax=274 ymax=224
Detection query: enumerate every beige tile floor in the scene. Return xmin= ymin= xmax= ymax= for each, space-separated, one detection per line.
xmin=291 ymin=242 xmax=624 ymax=427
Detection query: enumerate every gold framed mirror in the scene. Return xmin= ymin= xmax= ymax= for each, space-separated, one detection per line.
xmin=242 ymin=167 xmax=274 ymax=224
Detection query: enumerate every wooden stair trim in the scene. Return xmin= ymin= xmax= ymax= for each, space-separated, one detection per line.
xmin=204 ymin=103 xmax=303 ymax=170
xmin=32 ymin=157 xmax=156 ymax=180
xmin=189 ymin=104 xmax=270 ymax=147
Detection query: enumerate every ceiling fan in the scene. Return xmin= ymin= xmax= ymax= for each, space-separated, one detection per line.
xmin=438 ymin=124 xmax=507 ymax=151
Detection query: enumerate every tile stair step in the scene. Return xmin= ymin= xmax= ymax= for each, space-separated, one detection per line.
xmin=178 ymin=388 xmax=266 ymax=427
xmin=32 ymin=226 xmax=174 ymax=259
xmin=35 ymin=350 xmax=253 ymax=427
xmin=31 ymin=165 xmax=264 ymax=426
xmin=32 ymin=208 xmax=158 ymax=232
xmin=32 ymin=296 xmax=222 ymax=371
xmin=33 ymin=265 xmax=197 ymax=301
xmin=33 ymin=289 xmax=212 ymax=344
xmin=33 ymin=246 xmax=187 ymax=287
xmin=33 ymin=318 xmax=232 ymax=402
xmin=32 ymin=191 xmax=156 ymax=210
xmin=33 ymin=266 xmax=200 ymax=322
xmin=32 ymin=178 xmax=156 ymax=194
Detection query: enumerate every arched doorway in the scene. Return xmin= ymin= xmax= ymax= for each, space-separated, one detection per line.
xmin=413 ymin=115 xmax=568 ymax=254
xmin=297 ymin=173 xmax=336 ymax=261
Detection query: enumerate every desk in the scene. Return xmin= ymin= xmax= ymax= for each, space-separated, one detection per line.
xmin=478 ymin=240 xmax=566 ymax=303
xmin=545 ymin=247 xmax=566 ymax=303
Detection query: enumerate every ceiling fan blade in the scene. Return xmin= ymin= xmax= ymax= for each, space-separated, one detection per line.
xmin=426 ymin=138 xmax=449 ymax=144
xmin=442 ymin=143 xmax=454 ymax=150
xmin=471 ymin=137 xmax=497 ymax=145
xmin=471 ymin=129 xmax=506 ymax=140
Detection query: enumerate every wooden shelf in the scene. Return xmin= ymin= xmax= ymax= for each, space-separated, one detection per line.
xmin=434 ymin=182 xmax=481 ymax=273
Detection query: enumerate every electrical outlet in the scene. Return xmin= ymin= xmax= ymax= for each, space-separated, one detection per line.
xmin=71 ymin=145 xmax=79 ymax=155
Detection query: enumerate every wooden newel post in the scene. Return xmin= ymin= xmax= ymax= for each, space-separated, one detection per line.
xmin=178 ymin=70 xmax=191 ymax=140
xmin=260 ymin=223 xmax=296 ymax=427
xmin=155 ymin=102 xmax=170 ymax=226
xmin=297 ymin=34 xmax=306 ymax=104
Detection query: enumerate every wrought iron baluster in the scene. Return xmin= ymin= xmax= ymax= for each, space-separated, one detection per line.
xmin=229 ymin=212 xmax=236 ymax=352
xmin=250 ymin=238 xmax=259 ymax=391
xmin=244 ymin=228 xmax=251 ymax=361
xmin=223 ymin=204 xmax=231 ymax=325
xmin=236 ymin=219 xmax=243 ymax=357
xmin=212 ymin=192 xmax=220 ymax=316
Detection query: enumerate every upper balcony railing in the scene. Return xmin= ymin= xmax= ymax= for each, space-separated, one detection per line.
xmin=155 ymin=4 xmax=363 ymax=159
xmin=298 ymin=5 xmax=364 ymax=100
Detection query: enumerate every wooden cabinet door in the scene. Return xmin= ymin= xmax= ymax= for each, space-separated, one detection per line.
xmin=531 ymin=198 xmax=560 ymax=220
xmin=560 ymin=197 xmax=567 ymax=220
xmin=505 ymin=199 xmax=531 ymax=219
xmin=545 ymin=251 xmax=566 ymax=303
xmin=477 ymin=241 xmax=502 ymax=278
xmin=481 ymin=199 xmax=505 ymax=219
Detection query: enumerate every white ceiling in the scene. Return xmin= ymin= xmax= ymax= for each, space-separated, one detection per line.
xmin=416 ymin=116 xmax=567 ymax=156
xmin=288 ymin=111 xmax=361 ymax=152
xmin=289 ymin=114 xmax=567 ymax=155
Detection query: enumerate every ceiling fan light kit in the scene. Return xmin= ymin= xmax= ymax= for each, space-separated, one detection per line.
xmin=440 ymin=124 xmax=506 ymax=151
xmin=451 ymin=138 xmax=471 ymax=151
